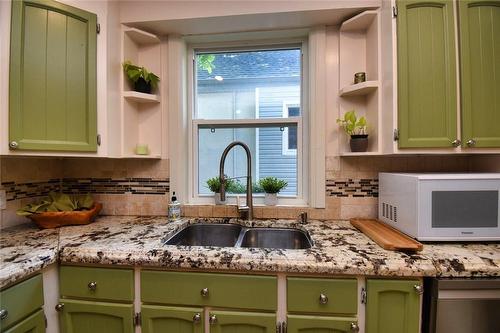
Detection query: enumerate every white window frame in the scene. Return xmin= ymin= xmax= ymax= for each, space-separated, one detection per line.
xmin=282 ymin=101 xmax=300 ymax=156
xmin=187 ymin=41 xmax=308 ymax=206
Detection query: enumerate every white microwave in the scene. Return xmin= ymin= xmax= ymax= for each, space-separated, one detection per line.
xmin=379 ymin=173 xmax=500 ymax=241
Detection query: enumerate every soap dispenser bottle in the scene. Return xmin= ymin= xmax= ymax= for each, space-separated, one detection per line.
xmin=168 ymin=192 xmax=181 ymax=221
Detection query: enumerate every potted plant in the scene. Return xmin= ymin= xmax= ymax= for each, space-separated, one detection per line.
xmin=206 ymin=177 xmax=234 ymax=205
xmin=336 ymin=110 xmax=368 ymax=152
xmin=259 ymin=177 xmax=288 ymax=206
xmin=122 ymin=60 xmax=160 ymax=94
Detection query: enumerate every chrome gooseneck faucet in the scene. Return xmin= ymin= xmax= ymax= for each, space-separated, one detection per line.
xmin=219 ymin=141 xmax=253 ymax=220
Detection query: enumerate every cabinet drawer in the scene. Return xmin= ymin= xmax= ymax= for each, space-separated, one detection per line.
xmin=0 ymin=274 xmax=43 ymax=331
xmin=60 ymin=266 xmax=134 ymax=302
xmin=141 ymin=271 xmax=277 ymax=311
xmin=3 ymin=309 xmax=45 ymax=333
xmin=287 ymin=277 xmax=357 ymax=315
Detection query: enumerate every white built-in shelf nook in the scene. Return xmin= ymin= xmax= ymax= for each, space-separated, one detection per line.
xmin=121 ymin=26 xmax=162 ymax=158
xmin=338 ymin=10 xmax=382 ymax=156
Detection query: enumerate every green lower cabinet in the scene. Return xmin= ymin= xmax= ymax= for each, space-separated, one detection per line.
xmin=58 ymin=299 xmax=133 ymax=333
xmin=366 ymin=279 xmax=421 ymax=333
xmin=3 ymin=310 xmax=45 ymax=333
xmin=209 ymin=310 xmax=276 ymax=333
xmin=141 ymin=305 xmax=203 ymax=333
xmin=287 ymin=315 xmax=358 ymax=333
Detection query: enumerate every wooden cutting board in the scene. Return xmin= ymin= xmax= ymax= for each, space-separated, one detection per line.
xmin=350 ymin=218 xmax=423 ymax=252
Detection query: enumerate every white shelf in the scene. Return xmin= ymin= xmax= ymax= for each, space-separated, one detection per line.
xmin=122 ymin=154 xmax=162 ymax=159
xmin=339 ymin=81 xmax=379 ymax=97
xmin=123 ymin=91 xmax=160 ymax=103
xmin=340 ymin=151 xmax=382 ymax=156
xmin=340 ymin=10 xmax=378 ymax=32
xmin=124 ymin=27 xmax=160 ymax=46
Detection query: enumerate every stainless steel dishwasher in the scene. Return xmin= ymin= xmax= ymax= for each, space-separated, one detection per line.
xmin=423 ymin=278 xmax=500 ymax=333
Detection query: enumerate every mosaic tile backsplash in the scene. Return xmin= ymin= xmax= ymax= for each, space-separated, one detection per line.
xmin=1 ymin=179 xmax=61 ymax=201
xmin=62 ymin=178 xmax=170 ymax=195
xmin=326 ymin=178 xmax=378 ymax=197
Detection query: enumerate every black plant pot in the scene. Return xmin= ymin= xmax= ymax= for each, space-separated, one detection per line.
xmin=134 ymin=78 xmax=152 ymax=94
xmin=350 ymin=134 xmax=368 ymax=152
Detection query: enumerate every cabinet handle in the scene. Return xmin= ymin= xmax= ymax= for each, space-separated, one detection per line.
xmin=9 ymin=141 xmax=18 ymax=149
xmin=0 ymin=309 xmax=8 ymax=320
xmin=319 ymin=293 xmax=328 ymax=304
xmin=451 ymin=139 xmax=461 ymax=147
xmin=88 ymin=281 xmax=97 ymax=291
xmin=466 ymin=139 xmax=476 ymax=147
xmin=55 ymin=303 xmax=65 ymax=312
xmin=192 ymin=313 xmax=201 ymax=324
xmin=350 ymin=323 xmax=359 ymax=332
xmin=201 ymin=287 xmax=209 ymax=297
xmin=209 ymin=314 xmax=217 ymax=325
xmin=414 ymin=284 xmax=424 ymax=295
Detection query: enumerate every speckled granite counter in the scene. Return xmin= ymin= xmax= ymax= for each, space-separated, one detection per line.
xmin=2 ymin=216 xmax=499 ymax=288
xmin=0 ymin=224 xmax=59 ymax=288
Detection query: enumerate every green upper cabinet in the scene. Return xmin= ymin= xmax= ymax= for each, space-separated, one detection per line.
xmin=397 ymin=0 xmax=458 ymax=148
xmin=366 ymin=279 xmax=421 ymax=333
xmin=9 ymin=0 xmax=97 ymax=152
xmin=458 ymin=0 xmax=500 ymax=148
xmin=141 ymin=305 xmax=204 ymax=333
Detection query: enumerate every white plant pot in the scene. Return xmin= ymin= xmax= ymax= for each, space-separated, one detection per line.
xmin=264 ymin=193 xmax=278 ymax=206
xmin=214 ymin=193 xmax=225 ymax=205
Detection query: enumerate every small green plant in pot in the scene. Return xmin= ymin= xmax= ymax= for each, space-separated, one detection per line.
xmin=259 ymin=177 xmax=288 ymax=206
xmin=122 ymin=60 xmax=160 ymax=94
xmin=206 ymin=176 xmax=234 ymax=205
xmin=336 ymin=110 xmax=368 ymax=152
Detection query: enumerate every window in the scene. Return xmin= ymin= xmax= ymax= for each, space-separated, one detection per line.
xmin=191 ymin=46 xmax=305 ymax=200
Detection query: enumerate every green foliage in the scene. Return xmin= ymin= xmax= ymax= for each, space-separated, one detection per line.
xmin=122 ymin=60 xmax=160 ymax=88
xmin=259 ymin=177 xmax=288 ymax=194
xmin=336 ymin=110 xmax=368 ymax=136
xmin=206 ymin=177 xmax=234 ymax=193
xmin=197 ymin=54 xmax=216 ymax=74
xmin=227 ymin=180 xmax=264 ymax=194
xmin=17 ymin=192 xmax=94 ymax=216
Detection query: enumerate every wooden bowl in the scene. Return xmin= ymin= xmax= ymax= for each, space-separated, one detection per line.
xmin=29 ymin=203 xmax=103 ymax=229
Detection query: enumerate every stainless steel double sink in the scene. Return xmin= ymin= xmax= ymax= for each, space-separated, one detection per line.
xmin=163 ymin=223 xmax=313 ymax=249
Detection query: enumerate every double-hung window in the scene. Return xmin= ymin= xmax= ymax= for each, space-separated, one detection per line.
xmin=190 ymin=44 xmax=306 ymax=203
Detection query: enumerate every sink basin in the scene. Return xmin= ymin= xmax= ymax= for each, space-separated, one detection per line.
xmin=239 ymin=228 xmax=313 ymax=249
xmin=164 ymin=224 xmax=242 ymax=247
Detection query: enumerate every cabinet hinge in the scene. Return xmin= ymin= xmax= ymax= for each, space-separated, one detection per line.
xmin=96 ymin=23 xmax=101 ymax=34
xmin=393 ymin=129 xmax=400 ymax=141
xmin=97 ymin=134 xmax=101 ymax=146
xmin=392 ymin=5 xmax=398 ymax=18
xmin=134 ymin=312 xmax=141 ymax=326
xmin=44 ymin=314 xmax=48 ymax=328
xmin=361 ymin=287 xmax=367 ymax=304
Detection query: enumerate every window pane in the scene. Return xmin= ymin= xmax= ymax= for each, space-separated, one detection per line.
xmin=196 ymin=49 xmax=301 ymax=119
xmin=198 ymin=125 xmax=297 ymax=196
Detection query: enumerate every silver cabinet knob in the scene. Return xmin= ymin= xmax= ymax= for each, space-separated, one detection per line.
xmin=451 ymin=139 xmax=461 ymax=147
xmin=193 ymin=313 xmax=201 ymax=324
xmin=414 ymin=284 xmax=423 ymax=295
xmin=55 ymin=303 xmax=65 ymax=312
xmin=0 ymin=309 xmax=8 ymax=320
xmin=209 ymin=314 xmax=217 ymax=325
xmin=466 ymin=139 xmax=476 ymax=147
xmin=88 ymin=281 xmax=97 ymax=291
xmin=350 ymin=322 xmax=359 ymax=332
xmin=319 ymin=293 xmax=328 ymax=304
xmin=9 ymin=141 xmax=18 ymax=149
xmin=201 ymin=287 xmax=209 ymax=297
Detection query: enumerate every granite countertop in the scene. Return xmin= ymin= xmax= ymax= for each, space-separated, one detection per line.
xmin=1 ymin=216 xmax=499 ymax=289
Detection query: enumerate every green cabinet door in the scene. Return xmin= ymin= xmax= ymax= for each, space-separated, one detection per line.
xmin=366 ymin=279 xmax=421 ymax=333
xmin=287 ymin=315 xmax=358 ymax=333
xmin=209 ymin=311 xmax=276 ymax=333
xmin=141 ymin=305 xmax=203 ymax=333
xmin=9 ymin=0 xmax=97 ymax=152
xmin=397 ymin=0 xmax=458 ymax=148
xmin=459 ymin=0 xmax=500 ymax=148
xmin=58 ymin=299 xmax=133 ymax=333
xmin=2 ymin=310 xmax=45 ymax=333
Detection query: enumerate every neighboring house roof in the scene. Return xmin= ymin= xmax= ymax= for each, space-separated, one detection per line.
xmin=197 ymin=49 xmax=301 ymax=81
